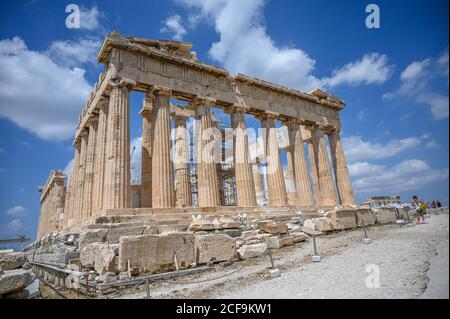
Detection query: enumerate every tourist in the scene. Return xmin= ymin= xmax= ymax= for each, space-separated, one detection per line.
xmin=412 ymin=195 xmax=426 ymax=224
xmin=437 ymin=200 xmax=442 ymax=208
xmin=432 ymin=201 xmax=437 ymax=209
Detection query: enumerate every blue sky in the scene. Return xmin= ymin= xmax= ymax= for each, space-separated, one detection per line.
xmin=0 ymin=0 xmax=448 ymax=244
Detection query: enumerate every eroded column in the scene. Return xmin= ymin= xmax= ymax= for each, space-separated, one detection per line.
xmin=311 ymin=128 xmax=338 ymax=207
xmin=174 ymin=114 xmax=192 ymax=207
xmin=260 ymin=112 xmax=287 ymax=207
xmin=92 ymin=102 xmax=108 ymax=214
xmin=103 ymin=81 xmax=132 ymax=209
xmin=231 ymin=107 xmax=256 ymax=207
xmin=151 ymin=87 xmax=175 ymax=208
xmin=287 ymin=120 xmax=315 ymax=207
xmin=194 ymin=99 xmax=221 ymax=207
xmin=328 ymin=130 xmax=355 ymax=206
xmin=64 ymin=142 xmax=80 ymax=228
xmin=252 ymin=160 xmax=266 ymax=205
xmin=81 ymin=117 xmax=98 ymax=219
xmin=284 ymin=147 xmax=297 ymax=205
xmin=74 ymin=131 xmax=88 ymax=223
xmin=140 ymin=94 xmax=153 ymax=207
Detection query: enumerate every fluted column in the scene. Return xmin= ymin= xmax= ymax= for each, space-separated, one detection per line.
xmin=230 ymin=107 xmax=257 ymax=207
xmin=81 ymin=117 xmax=98 ymax=219
xmin=174 ymin=115 xmax=192 ymax=207
xmin=194 ymin=99 xmax=221 ymax=207
xmin=103 ymin=81 xmax=132 ymax=209
xmin=64 ymin=142 xmax=80 ymax=228
xmin=92 ymin=102 xmax=108 ymax=214
xmin=284 ymin=147 xmax=297 ymax=205
xmin=260 ymin=112 xmax=287 ymax=206
xmin=140 ymin=94 xmax=153 ymax=208
xmin=328 ymin=130 xmax=356 ymax=206
xmin=287 ymin=120 xmax=315 ymax=207
xmin=308 ymin=141 xmax=320 ymax=206
xmin=252 ymin=161 xmax=266 ymax=205
xmin=151 ymin=87 xmax=175 ymax=208
xmin=74 ymin=130 xmax=88 ymax=223
xmin=311 ymin=129 xmax=338 ymax=207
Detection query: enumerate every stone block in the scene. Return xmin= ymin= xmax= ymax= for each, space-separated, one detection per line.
xmin=236 ymin=243 xmax=268 ymax=259
xmin=0 ymin=269 xmax=33 ymax=295
xmin=189 ymin=220 xmax=215 ymax=231
xmin=194 ymin=234 xmax=235 ymax=264
xmin=257 ymin=221 xmax=288 ymax=234
xmin=303 ymin=219 xmax=316 ymax=230
xmin=220 ymin=229 xmax=242 ymax=238
xmin=78 ymin=229 xmax=107 ymax=250
xmin=0 ymin=252 xmax=26 ymax=270
xmin=156 ymin=224 xmax=189 ymax=235
xmin=373 ymin=207 xmax=397 ymax=224
xmin=266 ymin=235 xmax=294 ymax=249
xmin=312 ymin=217 xmax=334 ymax=232
xmin=106 ymin=226 xmax=146 ymax=244
xmin=355 ymin=209 xmax=376 ymax=226
xmin=118 ymin=232 xmax=195 ymax=274
xmin=325 ymin=210 xmax=357 ymax=230
xmin=80 ymin=243 xmax=118 ymax=275
xmin=291 ymin=232 xmax=309 ymax=243
xmin=241 ymin=230 xmax=260 ymax=238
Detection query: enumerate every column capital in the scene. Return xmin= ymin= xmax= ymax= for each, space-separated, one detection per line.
xmin=190 ymin=96 xmax=216 ymax=108
xmin=256 ymin=110 xmax=279 ymax=121
xmin=225 ymin=104 xmax=250 ymax=115
xmin=86 ymin=114 xmax=99 ymax=126
xmin=152 ymin=85 xmax=172 ymax=97
xmin=139 ymin=95 xmax=153 ymax=116
xmin=109 ymin=77 xmax=136 ymax=90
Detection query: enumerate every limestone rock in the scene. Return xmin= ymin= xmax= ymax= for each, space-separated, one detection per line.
xmin=265 ymin=236 xmax=293 ymax=249
xmin=241 ymin=230 xmax=260 ymax=238
xmin=356 ymin=209 xmax=376 ymax=226
xmin=291 ymin=232 xmax=309 ymax=243
xmin=156 ymin=224 xmax=189 ymax=235
xmin=0 ymin=269 xmax=33 ymax=295
xmin=189 ymin=219 xmax=215 ymax=231
xmin=0 ymin=252 xmax=26 ymax=270
xmin=325 ymin=210 xmax=357 ymax=230
xmin=106 ymin=225 xmax=146 ymax=244
xmin=78 ymin=229 xmax=108 ymax=250
xmin=312 ymin=217 xmax=334 ymax=232
xmin=80 ymin=243 xmax=118 ymax=275
xmin=303 ymin=219 xmax=316 ymax=230
xmin=194 ymin=233 xmax=235 ymax=264
xmin=373 ymin=208 xmax=397 ymax=224
xmin=220 ymin=229 xmax=242 ymax=238
xmin=257 ymin=221 xmax=288 ymax=235
xmin=118 ymin=232 xmax=195 ymax=274
xmin=236 ymin=243 xmax=268 ymax=259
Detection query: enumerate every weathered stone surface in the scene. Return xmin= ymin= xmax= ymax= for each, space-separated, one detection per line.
xmin=325 ymin=210 xmax=357 ymax=230
xmin=303 ymin=219 xmax=316 ymax=230
xmin=355 ymin=209 xmax=376 ymax=226
xmin=80 ymin=243 xmax=118 ymax=275
xmin=0 ymin=252 xmax=26 ymax=270
xmin=194 ymin=234 xmax=235 ymax=264
xmin=0 ymin=269 xmax=33 ymax=295
xmin=312 ymin=217 xmax=334 ymax=232
xmin=241 ymin=230 xmax=260 ymax=238
xmin=265 ymin=236 xmax=293 ymax=249
xmin=106 ymin=226 xmax=146 ymax=244
xmin=257 ymin=221 xmax=288 ymax=234
xmin=189 ymin=219 xmax=215 ymax=231
xmin=373 ymin=208 xmax=397 ymax=224
xmin=118 ymin=232 xmax=195 ymax=274
xmin=291 ymin=232 xmax=309 ymax=243
xmin=220 ymin=229 xmax=242 ymax=238
xmin=156 ymin=224 xmax=189 ymax=235
xmin=3 ymin=289 xmax=30 ymax=299
xmin=79 ymin=229 xmax=108 ymax=250
xmin=236 ymin=243 xmax=268 ymax=259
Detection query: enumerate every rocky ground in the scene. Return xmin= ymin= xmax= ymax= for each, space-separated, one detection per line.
xmin=115 ymin=213 xmax=449 ymax=299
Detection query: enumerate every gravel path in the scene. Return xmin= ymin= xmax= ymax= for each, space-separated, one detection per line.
xmin=118 ymin=213 xmax=448 ymax=299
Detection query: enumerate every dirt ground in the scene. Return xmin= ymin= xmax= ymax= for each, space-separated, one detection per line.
xmin=115 ymin=213 xmax=449 ymax=299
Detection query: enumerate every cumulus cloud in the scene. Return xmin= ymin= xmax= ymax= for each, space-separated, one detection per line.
xmin=0 ymin=218 xmax=25 ymax=237
xmin=0 ymin=37 xmax=92 ymax=141
xmin=173 ymin=0 xmax=391 ymax=91
xmin=79 ymin=6 xmax=103 ymax=31
xmin=350 ymin=159 xmax=448 ymax=195
xmin=161 ymin=15 xmax=187 ymax=40
xmin=342 ymin=135 xmax=423 ymax=163
xmin=5 ymin=206 xmax=29 ymax=216
xmin=47 ymin=38 xmax=101 ymax=67
xmin=384 ymin=48 xmax=449 ymax=119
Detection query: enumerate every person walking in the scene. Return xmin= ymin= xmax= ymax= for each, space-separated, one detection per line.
xmin=412 ymin=195 xmax=426 ymax=224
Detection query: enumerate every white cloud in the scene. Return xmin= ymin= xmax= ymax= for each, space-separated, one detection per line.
xmin=175 ymin=0 xmax=391 ymax=92
xmin=47 ymin=38 xmax=101 ymax=67
xmin=425 ymin=139 xmax=441 ymax=149
xmin=64 ymin=158 xmax=75 ymax=177
xmin=0 ymin=218 xmax=25 ymax=237
xmin=79 ymin=6 xmax=102 ymax=31
xmin=321 ymin=53 xmax=393 ymax=88
xmin=5 ymin=205 xmax=29 ymax=216
xmin=342 ymin=135 xmax=423 ymax=163
xmin=384 ymin=48 xmax=449 ymax=119
xmin=350 ymin=159 xmax=448 ymax=195
xmin=0 ymin=37 xmax=92 ymax=141
xmin=161 ymin=15 xmax=187 ymax=40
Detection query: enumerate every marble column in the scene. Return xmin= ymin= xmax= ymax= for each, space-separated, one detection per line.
xmin=74 ymin=130 xmax=88 ymax=223
xmin=308 ymin=141 xmax=320 ymax=206
xmin=284 ymin=147 xmax=297 ymax=205
xmin=174 ymin=114 xmax=192 ymax=207
xmin=103 ymin=82 xmax=132 ymax=209
xmin=260 ymin=112 xmax=287 ymax=206
xmin=311 ymin=129 xmax=338 ymax=207
xmin=287 ymin=121 xmax=315 ymax=207
xmin=194 ymin=99 xmax=221 ymax=207
xmin=230 ymin=107 xmax=257 ymax=207
xmin=64 ymin=142 xmax=80 ymax=228
xmin=151 ymin=87 xmax=175 ymax=208
xmin=92 ymin=102 xmax=108 ymax=214
xmin=328 ymin=131 xmax=356 ymax=206
xmin=81 ymin=117 xmax=98 ymax=219
xmin=140 ymin=94 xmax=153 ymax=208
xmin=252 ymin=160 xmax=266 ymax=205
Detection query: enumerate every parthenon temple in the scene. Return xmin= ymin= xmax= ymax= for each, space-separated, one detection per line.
xmin=37 ymin=32 xmax=356 ymax=239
